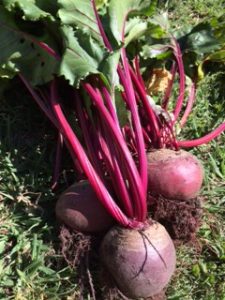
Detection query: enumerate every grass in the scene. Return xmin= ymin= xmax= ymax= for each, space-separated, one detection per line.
xmin=164 ymin=0 xmax=225 ymax=29
xmin=0 ymin=2 xmax=225 ymax=299
xmin=0 ymin=80 xmax=78 ymax=300
xmin=167 ymin=179 xmax=225 ymax=300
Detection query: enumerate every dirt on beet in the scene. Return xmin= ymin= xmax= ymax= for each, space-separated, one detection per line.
xmin=148 ymin=195 xmax=202 ymax=241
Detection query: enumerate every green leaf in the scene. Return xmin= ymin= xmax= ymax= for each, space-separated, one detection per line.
xmin=33 ymin=0 xmax=59 ymax=16
xmin=209 ymin=153 xmax=224 ymax=179
xmin=141 ymin=44 xmax=171 ymax=59
xmin=205 ymin=49 xmax=225 ymax=62
xmin=0 ymin=7 xmax=59 ymax=85
xmin=16 ymin=269 xmax=27 ymax=283
xmin=178 ymin=23 xmax=220 ymax=54
xmin=150 ymin=12 xmax=170 ymax=33
xmin=95 ymin=0 xmax=109 ymax=9
xmin=199 ymin=261 xmax=208 ymax=274
xmin=99 ymin=50 xmax=120 ymax=88
xmin=147 ymin=23 xmax=168 ymax=39
xmin=39 ymin=266 xmax=56 ymax=275
xmin=140 ymin=0 xmax=158 ymax=17
xmin=125 ymin=17 xmax=148 ymax=45
xmin=115 ymin=89 xmax=130 ymax=127
xmin=128 ymin=12 xmax=169 ymax=46
xmin=0 ymin=66 xmax=15 ymax=79
xmin=113 ymin=2 xmax=162 ymax=45
xmin=76 ymin=28 xmax=120 ymax=86
xmin=210 ymin=15 xmax=225 ymax=44
xmin=108 ymin=0 xmax=143 ymax=43
xmin=59 ymin=26 xmax=120 ymax=88
xmin=57 ymin=0 xmax=104 ymax=45
xmin=2 ymin=0 xmax=55 ymax=21
xmin=59 ymin=26 xmax=101 ymax=87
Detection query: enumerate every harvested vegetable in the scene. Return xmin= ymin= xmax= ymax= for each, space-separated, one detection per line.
xmin=56 ymin=181 xmax=114 ymax=233
xmin=147 ymin=149 xmax=204 ymax=200
xmin=101 ymin=221 xmax=176 ymax=298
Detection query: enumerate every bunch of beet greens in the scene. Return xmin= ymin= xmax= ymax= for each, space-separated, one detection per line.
xmin=1 ymin=0 xmax=225 ymax=298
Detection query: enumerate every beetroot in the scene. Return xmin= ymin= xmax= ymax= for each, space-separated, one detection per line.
xmin=100 ymin=222 xmax=176 ymax=299
xmin=56 ymin=181 xmax=114 ymax=233
xmin=147 ymin=149 xmax=204 ymax=200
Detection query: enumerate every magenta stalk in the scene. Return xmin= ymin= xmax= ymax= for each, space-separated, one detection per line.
xmin=180 ymin=82 xmax=196 ymax=128
xmin=119 ymin=49 xmax=148 ymax=201
xmin=171 ymin=39 xmax=186 ymax=122
xmin=50 ymin=81 xmax=131 ymax=227
xmin=178 ymin=123 xmax=225 ymax=147
xmin=83 ymin=82 xmax=146 ymax=221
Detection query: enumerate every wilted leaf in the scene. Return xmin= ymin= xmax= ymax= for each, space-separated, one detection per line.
xmin=146 ymin=68 xmax=172 ymax=95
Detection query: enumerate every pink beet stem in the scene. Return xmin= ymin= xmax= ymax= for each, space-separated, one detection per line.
xmin=50 ymin=80 xmax=131 ymax=226
xmin=180 ymin=82 xmax=196 ymax=128
xmin=20 ymin=74 xmax=85 ymax=176
xmin=119 ymin=15 xmax=147 ymax=220
xmin=38 ymin=41 xmax=60 ymax=60
xmin=91 ymin=0 xmax=112 ymax=51
xmin=178 ymin=123 xmax=225 ymax=147
xmin=99 ymin=116 xmax=135 ymax=218
xmin=128 ymin=66 xmax=161 ymax=142
xmin=101 ymin=86 xmax=121 ymax=129
xmin=133 ymin=56 xmax=146 ymax=91
xmin=172 ymin=39 xmax=186 ymax=122
xmin=92 ymin=0 xmax=149 ymax=206
xmin=89 ymin=95 xmax=134 ymax=218
xmin=19 ymin=74 xmax=58 ymax=126
xmin=74 ymin=92 xmax=105 ymax=180
xmin=119 ymin=55 xmax=148 ymax=201
xmin=162 ymin=62 xmax=177 ymax=109
xmin=83 ymin=82 xmax=146 ymax=221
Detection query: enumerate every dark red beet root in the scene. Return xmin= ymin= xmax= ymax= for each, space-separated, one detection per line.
xmin=100 ymin=222 xmax=176 ymax=299
xmin=147 ymin=149 xmax=204 ymax=200
xmin=56 ymin=181 xmax=114 ymax=233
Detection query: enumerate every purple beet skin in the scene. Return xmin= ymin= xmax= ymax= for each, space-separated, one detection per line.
xmin=56 ymin=181 xmax=114 ymax=233
xmin=100 ymin=222 xmax=176 ymax=298
xmin=147 ymin=149 xmax=204 ymax=200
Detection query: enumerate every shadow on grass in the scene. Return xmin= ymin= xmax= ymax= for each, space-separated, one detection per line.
xmin=0 ymin=78 xmax=82 ymax=299
xmin=0 ymin=77 xmax=79 ymax=212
